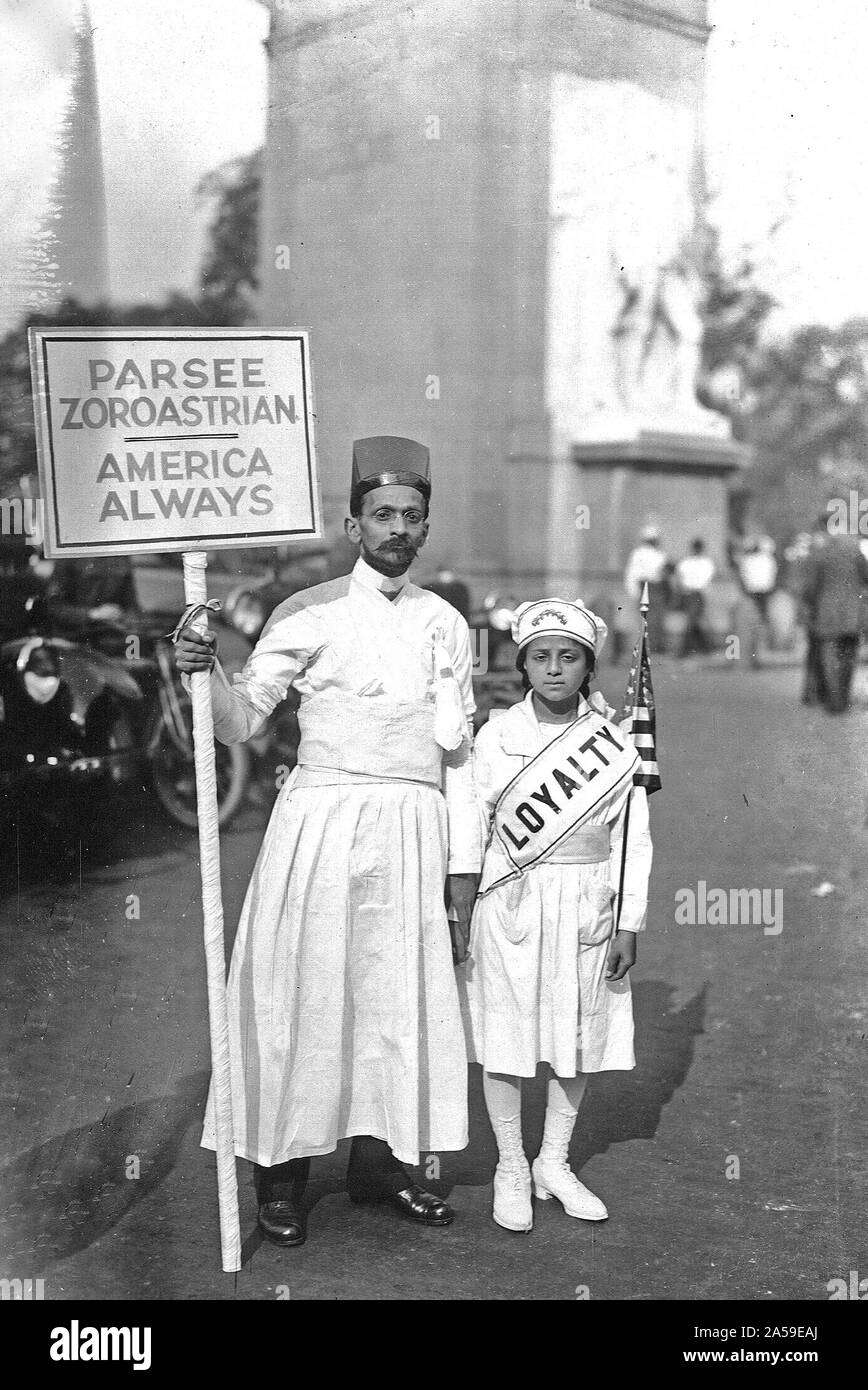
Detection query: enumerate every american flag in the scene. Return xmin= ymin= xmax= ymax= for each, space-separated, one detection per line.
xmin=619 ymin=609 xmax=662 ymax=795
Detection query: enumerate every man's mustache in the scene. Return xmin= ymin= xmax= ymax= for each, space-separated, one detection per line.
xmin=378 ymin=539 xmax=414 ymax=552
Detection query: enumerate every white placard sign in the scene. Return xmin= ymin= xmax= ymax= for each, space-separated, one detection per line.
xmin=28 ymin=327 xmax=322 ymax=557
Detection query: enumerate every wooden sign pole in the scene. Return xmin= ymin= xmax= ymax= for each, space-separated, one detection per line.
xmin=182 ymin=550 xmax=241 ymax=1272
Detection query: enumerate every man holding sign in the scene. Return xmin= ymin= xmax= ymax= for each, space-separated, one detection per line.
xmin=176 ymin=437 xmax=482 ymax=1245
xmin=30 ymin=327 xmax=326 ymax=1267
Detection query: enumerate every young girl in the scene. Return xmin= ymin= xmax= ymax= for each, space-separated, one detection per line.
xmin=464 ymin=598 xmax=653 ymax=1232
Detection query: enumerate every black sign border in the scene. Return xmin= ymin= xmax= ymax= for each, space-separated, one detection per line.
xmin=38 ymin=331 xmax=318 ymax=551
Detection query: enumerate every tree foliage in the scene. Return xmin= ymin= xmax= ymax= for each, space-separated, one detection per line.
xmin=0 ymin=149 xmax=263 ymax=494
xmin=0 ymin=294 xmax=220 ymax=492
xmin=737 ymin=318 xmax=868 ymax=542
xmin=698 ymin=230 xmax=868 ymax=545
xmin=697 ymin=230 xmax=777 ymax=424
xmin=197 ymin=150 xmax=261 ymax=324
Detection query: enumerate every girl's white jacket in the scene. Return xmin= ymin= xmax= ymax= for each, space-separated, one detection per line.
xmin=472 ymin=690 xmax=653 ymax=932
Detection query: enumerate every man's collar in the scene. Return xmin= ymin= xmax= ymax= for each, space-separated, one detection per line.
xmin=352 ymin=555 xmax=411 ymax=598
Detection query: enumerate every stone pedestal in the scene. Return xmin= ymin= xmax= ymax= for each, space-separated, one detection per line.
xmin=550 ymin=428 xmax=751 ymax=646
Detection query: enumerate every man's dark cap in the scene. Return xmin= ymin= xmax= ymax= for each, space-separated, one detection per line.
xmin=351 ymin=436 xmax=431 ymax=507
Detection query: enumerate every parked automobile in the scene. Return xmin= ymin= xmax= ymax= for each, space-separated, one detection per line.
xmin=0 ymin=574 xmax=250 ymax=843
xmin=471 ymin=590 xmax=519 ymax=670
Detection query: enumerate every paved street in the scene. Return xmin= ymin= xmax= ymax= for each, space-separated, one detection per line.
xmin=1 ymin=660 xmax=867 ymax=1301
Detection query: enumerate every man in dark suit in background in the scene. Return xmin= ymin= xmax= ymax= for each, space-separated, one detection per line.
xmin=799 ymin=521 xmax=868 ymax=713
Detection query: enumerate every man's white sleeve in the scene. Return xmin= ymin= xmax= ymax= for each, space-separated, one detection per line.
xmin=442 ymin=613 xmax=484 ymax=874
xmin=183 ymin=606 xmax=319 ymax=744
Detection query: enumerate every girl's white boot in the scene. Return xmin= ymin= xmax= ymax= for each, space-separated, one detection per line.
xmin=531 ymin=1108 xmax=608 ymax=1221
xmin=491 ymin=1114 xmax=533 ymax=1232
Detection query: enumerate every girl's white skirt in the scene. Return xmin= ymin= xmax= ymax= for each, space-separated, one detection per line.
xmin=461 ymin=858 xmax=635 ymax=1078
xmin=201 ymin=774 xmax=468 ymax=1167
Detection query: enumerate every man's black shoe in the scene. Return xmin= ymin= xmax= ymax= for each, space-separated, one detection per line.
xmin=347 ymin=1176 xmax=454 ymax=1225
xmin=254 ymin=1156 xmax=309 ymax=1246
xmin=257 ymin=1199 xmax=307 ymax=1246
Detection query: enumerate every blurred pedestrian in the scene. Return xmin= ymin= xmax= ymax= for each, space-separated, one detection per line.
xmin=799 ymin=518 xmax=868 ymax=713
xmin=674 ymin=538 xmax=715 ymax=657
xmin=734 ymin=532 xmax=778 ymax=668
xmin=624 ymin=524 xmax=669 ymax=654
xmin=0 ymin=531 xmax=40 ymax=641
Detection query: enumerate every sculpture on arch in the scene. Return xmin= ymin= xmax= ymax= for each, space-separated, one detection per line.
xmin=610 ymin=146 xmax=705 ymax=417
xmin=547 ymin=76 xmax=720 ymax=435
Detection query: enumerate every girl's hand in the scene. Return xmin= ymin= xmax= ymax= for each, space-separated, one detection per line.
xmin=605 ymin=929 xmax=636 ymax=981
xmin=446 ymin=873 xmax=479 ymax=964
xmin=174 ymin=627 xmax=218 ymax=674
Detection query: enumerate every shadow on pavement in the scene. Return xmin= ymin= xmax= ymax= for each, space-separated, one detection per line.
xmin=568 ymin=979 xmax=708 ymax=1169
xmin=0 ymin=980 xmax=707 ymax=1278
xmin=298 ymin=978 xmax=708 ymax=1218
xmin=0 ymin=1071 xmax=208 ymax=1276
xmin=446 ymin=979 xmax=708 ymax=1189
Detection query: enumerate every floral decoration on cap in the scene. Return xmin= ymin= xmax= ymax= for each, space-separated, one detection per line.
xmin=511 ymin=598 xmax=608 ymax=658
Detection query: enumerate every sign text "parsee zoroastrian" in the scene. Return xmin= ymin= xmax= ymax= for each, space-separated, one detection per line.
xmin=29 ymin=328 xmax=321 ymax=557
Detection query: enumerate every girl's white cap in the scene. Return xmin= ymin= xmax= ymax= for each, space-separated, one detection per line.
xmin=512 ymin=598 xmax=608 ymax=657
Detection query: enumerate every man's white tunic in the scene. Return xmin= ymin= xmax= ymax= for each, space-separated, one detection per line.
xmin=200 ymin=558 xmax=482 ymax=1166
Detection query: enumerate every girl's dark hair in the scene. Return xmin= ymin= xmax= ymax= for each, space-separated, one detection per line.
xmin=516 ymin=642 xmax=595 ymax=699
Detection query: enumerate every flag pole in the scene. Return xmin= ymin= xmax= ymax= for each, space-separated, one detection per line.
xmin=615 ymin=791 xmax=632 ymax=930
xmin=637 ymin=580 xmax=649 ymax=669
xmin=182 ymin=550 xmax=241 ymax=1273
xmin=616 ymin=582 xmax=649 ymax=930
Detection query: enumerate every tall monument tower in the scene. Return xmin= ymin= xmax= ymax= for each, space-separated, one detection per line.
xmin=36 ymin=1 xmax=110 ymax=310
xmin=259 ymin=0 xmax=745 ymax=613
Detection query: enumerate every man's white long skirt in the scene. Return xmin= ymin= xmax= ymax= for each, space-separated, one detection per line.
xmin=201 ymin=772 xmax=468 ymax=1167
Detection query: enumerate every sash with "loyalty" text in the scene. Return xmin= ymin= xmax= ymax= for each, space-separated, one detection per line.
xmin=490 ymin=706 xmax=639 ymax=886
